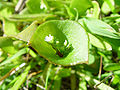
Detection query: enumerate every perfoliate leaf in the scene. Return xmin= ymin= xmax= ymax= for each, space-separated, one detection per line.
xmin=29 ymin=20 xmax=89 ymax=66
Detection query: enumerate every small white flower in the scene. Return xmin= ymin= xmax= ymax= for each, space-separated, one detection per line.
xmin=70 ymin=63 xmax=73 ymax=65
xmin=45 ymin=34 xmax=54 ymax=43
xmin=56 ymin=41 xmax=59 ymax=44
xmin=19 ymin=63 xmax=26 ymax=68
xmin=64 ymin=40 xmax=67 ymax=46
xmin=40 ymin=1 xmax=47 ymax=9
xmin=0 ymin=51 xmax=3 ymax=56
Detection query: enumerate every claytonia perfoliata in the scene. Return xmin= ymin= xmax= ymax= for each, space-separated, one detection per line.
xmin=45 ymin=34 xmax=54 ymax=43
xmin=64 ymin=40 xmax=68 ymax=46
xmin=40 ymin=0 xmax=47 ymax=10
xmin=45 ymin=34 xmax=73 ymax=57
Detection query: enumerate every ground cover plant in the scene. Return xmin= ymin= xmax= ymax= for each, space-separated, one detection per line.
xmin=0 ymin=0 xmax=120 ymax=90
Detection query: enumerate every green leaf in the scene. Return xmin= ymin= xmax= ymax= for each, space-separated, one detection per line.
xmin=79 ymin=78 xmax=87 ymax=90
xmin=88 ymin=33 xmax=112 ymax=50
xmin=45 ymin=63 xmax=52 ymax=90
xmin=50 ymin=68 xmax=71 ymax=79
xmin=88 ymin=53 xmax=95 ymax=65
xmin=79 ymin=18 xmax=112 ymax=50
xmin=91 ymin=1 xmax=100 ymax=19
xmin=104 ymin=63 xmax=120 ymax=71
xmin=93 ymin=79 xmax=114 ymax=90
xmin=10 ymin=65 xmax=31 ymax=90
xmin=82 ymin=18 xmax=120 ymax=39
xmin=6 ymin=76 xmax=20 ymax=89
xmin=29 ymin=20 xmax=89 ymax=66
xmin=0 ymin=8 xmax=19 ymax=36
xmin=0 ymin=37 xmax=17 ymax=54
xmin=40 ymin=0 xmax=50 ymax=10
xmin=58 ymin=68 xmax=71 ymax=77
xmin=48 ymin=0 xmax=65 ymax=11
xmin=115 ymin=0 xmax=120 ymax=6
xmin=26 ymin=0 xmax=49 ymax=13
xmin=77 ymin=71 xmax=114 ymax=90
xmin=105 ymin=0 xmax=115 ymax=12
xmin=9 ymin=14 xmax=56 ymax=22
xmin=15 ymin=21 xmax=38 ymax=42
xmin=64 ymin=5 xmax=76 ymax=20
xmin=19 ymin=8 xmax=29 ymax=15
xmin=97 ymin=51 xmax=112 ymax=64
xmin=26 ymin=0 xmax=41 ymax=13
xmin=112 ymin=75 xmax=120 ymax=85
xmin=101 ymin=0 xmax=115 ymax=14
xmin=70 ymin=0 xmax=92 ymax=16
xmin=52 ymin=78 xmax=61 ymax=90
xmin=3 ymin=19 xmax=19 ymax=36
xmin=0 ymin=48 xmax=29 ymax=66
xmin=0 ymin=1 xmax=15 ymax=9
xmin=102 ymin=37 xmax=120 ymax=51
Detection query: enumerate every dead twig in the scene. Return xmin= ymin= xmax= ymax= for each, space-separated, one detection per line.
xmin=98 ymin=56 xmax=102 ymax=80
xmin=0 ymin=68 xmax=15 ymax=82
xmin=15 ymin=0 xmax=26 ymax=13
xmin=94 ymin=73 xmax=113 ymax=88
xmin=27 ymin=70 xmax=42 ymax=80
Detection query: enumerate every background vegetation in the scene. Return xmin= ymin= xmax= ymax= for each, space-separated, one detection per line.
xmin=0 ymin=0 xmax=120 ymax=90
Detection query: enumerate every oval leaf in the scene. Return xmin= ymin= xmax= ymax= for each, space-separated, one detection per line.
xmin=29 ymin=20 xmax=89 ymax=66
xmin=83 ymin=18 xmax=120 ymax=39
xmin=88 ymin=33 xmax=112 ymax=50
xmin=104 ymin=63 xmax=120 ymax=71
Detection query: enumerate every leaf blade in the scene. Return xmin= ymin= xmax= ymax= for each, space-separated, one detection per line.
xmin=30 ymin=20 xmax=89 ymax=66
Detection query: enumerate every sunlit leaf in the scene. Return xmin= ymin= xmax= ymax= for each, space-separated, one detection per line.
xmin=88 ymin=33 xmax=112 ymax=50
xmin=91 ymin=1 xmax=100 ymax=18
xmin=82 ymin=18 xmax=120 ymax=39
xmin=79 ymin=77 xmax=87 ymax=90
xmin=29 ymin=20 xmax=89 ymax=66
xmin=77 ymin=71 xmax=114 ymax=90
xmin=0 ymin=8 xmax=19 ymax=36
xmin=101 ymin=0 xmax=115 ymax=14
xmin=9 ymin=14 xmax=56 ymax=22
xmin=10 ymin=65 xmax=31 ymax=90
xmin=15 ymin=21 xmax=38 ymax=42
xmin=0 ymin=48 xmax=29 ymax=66
xmin=70 ymin=0 xmax=92 ymax=16
xmin=104 ymin=63 xmax=120 ymax=71
xmin=26 ymin=0 xmax=41 ymax=13
xmin=0 ymin=37 xmax=17 ymax=54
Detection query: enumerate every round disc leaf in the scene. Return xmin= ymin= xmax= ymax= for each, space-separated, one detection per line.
xmin=29 ymin=20 xmax=89 ymax=66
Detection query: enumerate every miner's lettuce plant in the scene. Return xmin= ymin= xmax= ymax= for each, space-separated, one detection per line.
xmin=0 ymin=0 xmax=120 ymax=89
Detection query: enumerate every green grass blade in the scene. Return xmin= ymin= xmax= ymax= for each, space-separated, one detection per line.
xmin=0 ymin=48 xmax=29 ymax=66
